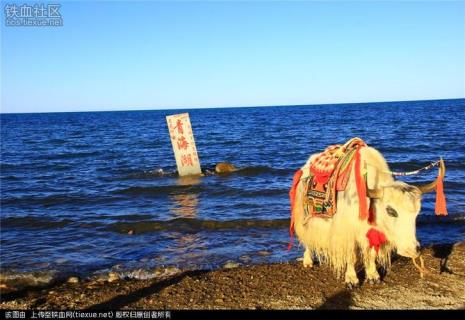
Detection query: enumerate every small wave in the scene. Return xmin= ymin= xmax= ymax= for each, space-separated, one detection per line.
xmin=48 ymin=138 xmax=67 ymax=145
xmin=208 ymin=186 xmax=287 ymax=197
xmin=0 ymin=193 xmax=122 ymax=207
xmin=1 ymin=215 xmax=290 ymax=233
xmin=0 ymin=215 xmax=140 ymax=230
xmin=0 ymin=270 xmax=58 ymax=290
xmin=2 ymin=213 xmax=463 ymax=233
xmin=114 ymin=183 xmax=287 ymax=198
xmin=0 ymin=266 xmax=183 ymax=291
xmin=105 ymin=215 xmax=465 ymax=234
xmin=381 ymin=146 xmax=433 ymax=154
xmin=117 ymin=165 xmax=293 ymax=182
xmin=40 ymin=151 xmax=101 ymax=160
xmin=0 ymin=162 xmax=74 ymax=173
xmin=105 ymin=218 xmax=290 ymax=234
xmin=0 ymin=175 xmax=21 ymax=181
xmin=92 ymin=213 xmax=154 ymax=221
xmin=108 ymin=266 xmax=182 ymax=281
xmin=417 ymin=214 xmax=465 ymax=225
xmin=125 ymin=168 xmax=177 ymax=180
xmin=236 ymin=166 xmax=293 ymax=176
xmin=1 ymin=216 xmax=73 ymax=229
xmin=114 ymin=184 xmax=205 ymax=196
xmin=0 ymin=163 xmax=20 ymax=170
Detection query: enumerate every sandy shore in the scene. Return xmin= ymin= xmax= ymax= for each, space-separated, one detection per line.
xmin=1 ymin=243 xmax=464 ymax=310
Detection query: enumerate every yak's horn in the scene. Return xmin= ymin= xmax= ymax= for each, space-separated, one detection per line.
xmin=414 ymin=158 xmax=446 ymax=194
xmin=367 ymin=188 xmax=383 ymax=199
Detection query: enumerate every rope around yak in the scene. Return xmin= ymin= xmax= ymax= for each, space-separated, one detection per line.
xmin=412 ymin=256 xmax=428 ymax=279
xmin=389 ymin=159 xmax=441 ymax=176
xmin=369 ymin=159 xmax=442 ymax=176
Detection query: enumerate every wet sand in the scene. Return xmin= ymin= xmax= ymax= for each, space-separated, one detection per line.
xmin=1 ymin=243 xmax=464 ymax=310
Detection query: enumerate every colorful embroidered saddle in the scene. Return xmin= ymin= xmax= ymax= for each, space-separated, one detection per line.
xmin=303 ymin=137 xmax=367 ymax=218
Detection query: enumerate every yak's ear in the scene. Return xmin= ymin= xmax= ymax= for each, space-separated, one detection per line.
xmin=367 ymin=188 xmax=383 ymax=199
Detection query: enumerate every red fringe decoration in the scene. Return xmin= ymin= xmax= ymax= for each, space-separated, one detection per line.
xmin=355 ymin=146 xmax=368 ymax=220
xmin=288 ymin=169 xmax=303 ymax=250
xmin=435 ymin=168 xmax=448 ymax=216
xmin=366 ymin=228 xmax=387 ymax=253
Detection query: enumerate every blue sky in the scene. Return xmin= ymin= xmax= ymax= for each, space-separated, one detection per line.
xmin=1 ymin=0 xmax=464 ymax=113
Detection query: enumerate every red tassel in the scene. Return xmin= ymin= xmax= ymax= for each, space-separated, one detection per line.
xmin=435 ymin=171 xmax=448 ymax=216
xmin=288 ymin=169 xmax=303 ymax=250
xmin=355 ymin=146 xmax=368 ymax=220
xmin=366 ymin=228 xmax=387 ymax=253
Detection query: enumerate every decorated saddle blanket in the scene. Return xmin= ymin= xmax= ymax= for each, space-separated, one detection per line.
xmin=288 ymin=137 xmax=372 ymax=250
xmin=302 ymin=137 xmax=367 ymax=218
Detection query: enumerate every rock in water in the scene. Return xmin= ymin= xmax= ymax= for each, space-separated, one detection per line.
xmin=215 ymin=162 xmax=238 ymax=174
xmin=239 ymin=255 xmax=252 ymax=263
xmin=257 ymin=250 xmax=271 ymax=256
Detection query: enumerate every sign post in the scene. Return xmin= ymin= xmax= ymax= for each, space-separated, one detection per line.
xmin=166 ymin=113 xmax=202 ymax=176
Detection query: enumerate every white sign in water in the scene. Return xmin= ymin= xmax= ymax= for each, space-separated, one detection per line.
xmin=166 ymin=113 xmax=202 ymax=176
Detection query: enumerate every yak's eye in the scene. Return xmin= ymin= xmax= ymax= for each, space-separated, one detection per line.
xmin=386 ymin=205 xmax=398 ymax=218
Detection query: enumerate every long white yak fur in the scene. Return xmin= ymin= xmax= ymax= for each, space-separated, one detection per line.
xmin=293 ymin=146 xmax=403 ymax=282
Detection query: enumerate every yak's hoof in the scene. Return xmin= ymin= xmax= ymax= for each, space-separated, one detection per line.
xmin=345 ymin=282 xmax=359 ymax=290
xmin=367 ymin=278 xmax=381 ymax=285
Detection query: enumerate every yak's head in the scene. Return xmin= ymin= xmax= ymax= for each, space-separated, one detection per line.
xmin=368 ymin=160 xmax=445 ymax=258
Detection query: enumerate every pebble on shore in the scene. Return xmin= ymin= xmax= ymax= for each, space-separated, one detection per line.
xmin=107 ymin=272 xmax=119 ymax=283
xmin=223 ymin=261 xmax=240 ymax=269
xmin=67 ymin=276 xmax=79 ymax=284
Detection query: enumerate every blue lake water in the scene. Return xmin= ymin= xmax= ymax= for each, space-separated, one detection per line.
xmin=1 ymin=99 xmax=464 ymax=282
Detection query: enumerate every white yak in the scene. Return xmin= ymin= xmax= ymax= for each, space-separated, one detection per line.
xmin=291 ymin=145 xmax=445 ymax=288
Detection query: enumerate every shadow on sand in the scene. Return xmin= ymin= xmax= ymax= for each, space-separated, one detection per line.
xmin=317 ymin=290 xmax=353 ymax=310
xmin=85 ymin=270 xmax=208 ymax=310
xmin=0 ymin=279 xmax=65 ymax=305
xmin=432 ymin=244 xmax=454 ymax=275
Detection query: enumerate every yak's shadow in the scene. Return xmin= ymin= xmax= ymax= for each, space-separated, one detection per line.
xmin=317 ymin=290 xmax=353 ymax=310
xmin=0 ymin=279 xmax=66 ymax=304
xmin=1 ymin=285 xmax=49 ymax=303
xmin=432 ymin=244 xmax=454 ymax=274
xmin=85 ymin=270 xmax=208 ymax=310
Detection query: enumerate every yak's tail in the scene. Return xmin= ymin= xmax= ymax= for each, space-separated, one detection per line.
xmin=288 ymin=169 xmax=303 ymax=250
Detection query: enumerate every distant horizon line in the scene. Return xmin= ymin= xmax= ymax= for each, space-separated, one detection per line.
xmin=1 ymin=97 xmax=464 ymax=115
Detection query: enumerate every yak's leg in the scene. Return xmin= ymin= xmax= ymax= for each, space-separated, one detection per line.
xmin=303 ymin=247 xmax=313 ymax=268
xmin=364 ymin=249 xmax=380 ymax=284
xmin=344 ymin=253 xmax=359 ymax=289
